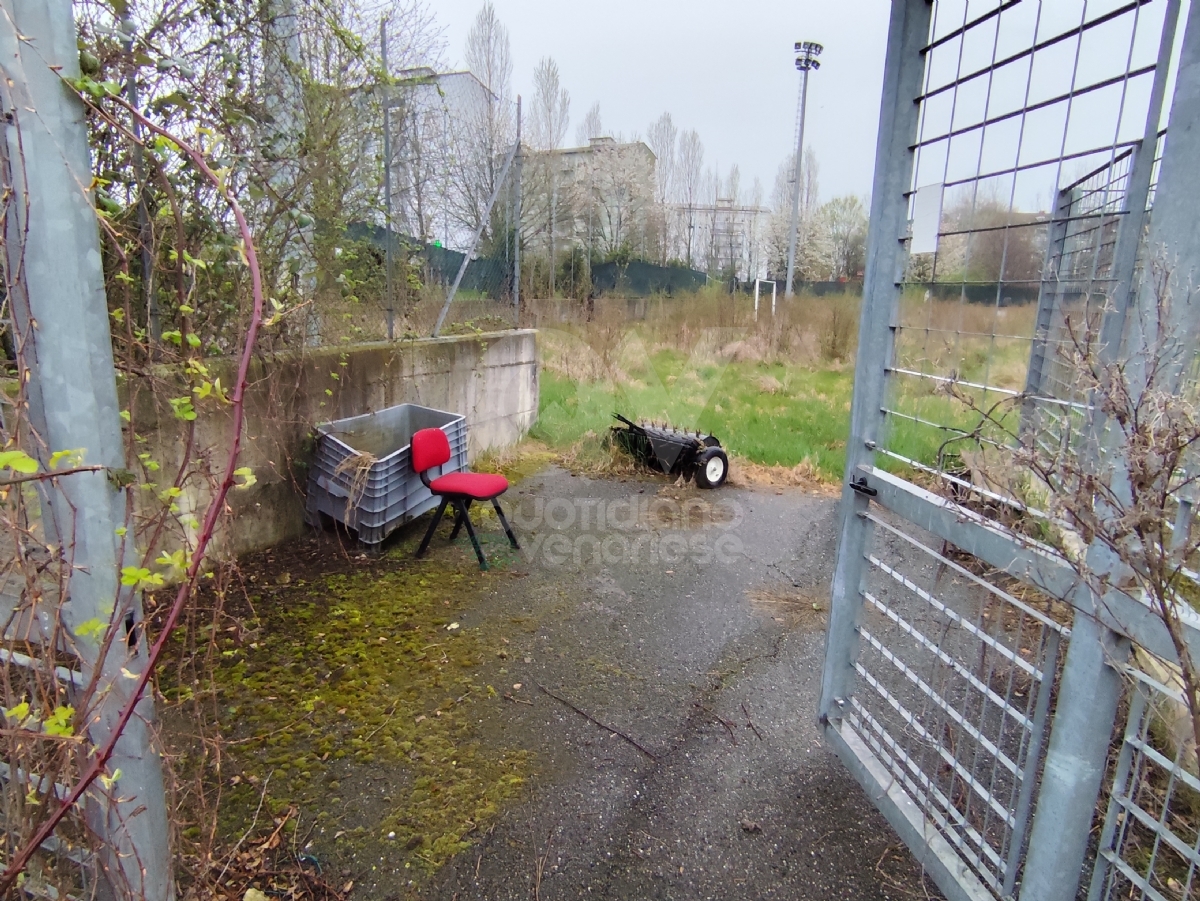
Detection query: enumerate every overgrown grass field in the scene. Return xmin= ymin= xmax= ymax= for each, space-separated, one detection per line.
xmin=525 ymin=288 xmax=1037 ymax=482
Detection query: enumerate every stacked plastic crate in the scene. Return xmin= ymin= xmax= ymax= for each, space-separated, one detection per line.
xmin=305 ymin=403 xmax=467 ymax=545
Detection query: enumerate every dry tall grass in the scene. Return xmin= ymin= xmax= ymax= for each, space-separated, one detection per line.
xmin=894 ymin=293 xmax=1038 ymax=391
xmin=525 ymin=287 xmax=864 ymax=377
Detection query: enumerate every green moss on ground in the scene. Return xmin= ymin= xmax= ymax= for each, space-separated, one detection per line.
xmin=204 ymin=553 xmax=530 ymax=871
xmin=471 ymin=440 xmax=557 ymax=484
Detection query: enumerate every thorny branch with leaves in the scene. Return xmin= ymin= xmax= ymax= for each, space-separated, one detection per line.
xmin=0 ymin=62 xmax=268 ymax=901
xmin=0 ymin=0 xmax=442 ymax=897
xmin=941 ymin=255 xmax=1200 ymax=766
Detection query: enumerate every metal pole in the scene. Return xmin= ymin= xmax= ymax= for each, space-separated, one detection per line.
xmin=432 ymin=136 xmax=520 ymax=337
xmin=784 ymin=63 xmax=811 ymax=298
xmin=381 ymin=18 xmax=394 ymax=340
xmin=1096 ymin=0 xmax=1183 ymax=368
xmin=1124 ymin=0 xmax=1200 ymax=366
xmin=1019 ymin=182 xmax=1075 ymax=441
xmin=818 ymin=0 xmax=928 ymax=726
xmin=513 ymin=96 xmax=522 ymax=322
xmin=1019 ymin=611 xmax=1130 ymax=901
xmin=0 ymin=4 xmax=173 ymax=898
xmin=1021 ymin=5 xmax=1197 ymax=898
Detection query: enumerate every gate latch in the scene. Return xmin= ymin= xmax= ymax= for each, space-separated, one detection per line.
xmin=850 ymin=476 xmax=877 ymax=498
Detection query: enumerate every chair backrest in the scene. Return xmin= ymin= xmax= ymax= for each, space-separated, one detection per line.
xmin=411 ymin=427 xmax=450 ymax=474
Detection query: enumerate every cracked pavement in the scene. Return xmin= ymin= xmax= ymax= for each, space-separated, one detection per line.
xmin=362 ymin=465 xmax=942 ymax=900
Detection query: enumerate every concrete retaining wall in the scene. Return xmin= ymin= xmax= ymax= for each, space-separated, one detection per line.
xmin=134 ymin=330 xmax=537 ymax=558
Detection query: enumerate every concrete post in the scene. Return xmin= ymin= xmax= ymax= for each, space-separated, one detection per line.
xmin=0 ymin=3 xmax=173 ymax=898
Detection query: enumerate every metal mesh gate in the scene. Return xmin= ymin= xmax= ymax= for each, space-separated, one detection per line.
xmin=818 ymin=2 xmax=1200 ymax=900
xmin=852 ymin=512 xmax=1064 ymax=896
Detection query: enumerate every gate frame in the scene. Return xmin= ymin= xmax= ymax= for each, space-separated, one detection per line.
xmin=815 ymin=3 xmax=996 ymax=896
xmin=819 ymin=1 xmax=1200 ymax=900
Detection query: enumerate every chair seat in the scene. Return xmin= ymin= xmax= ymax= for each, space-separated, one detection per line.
xmin=429 ymin=471 xmax=509 ymax=500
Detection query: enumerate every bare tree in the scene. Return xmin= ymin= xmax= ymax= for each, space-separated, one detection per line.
xmin=465 ymin=1 xmax=511 ymax=104
xmin=461 ymin=1 xmax=513 ymax=240
xmin=798 ymin=146 xmax=820 ymax=221
xmin=946 ymin=260 xmax=1200 ymax=769
xmin=748 ymin=176 xmax=765 ymax=278
xmin=524 ymin=56 xmax=571 ymax=294
xmin=677 ymin=129 xmax=704 ymax=268
xmin=725 ymin=164 xmax=741 ymax=204
xmin=530 ymin=56 xmax=570 ymax=151
xmin=937 ymin=189 xmax=1045 ymax=283
xmin=584 ymin=140 xmax=655 ymax=259
xmin=576 ymin=102 xmax=603 ymax=146
xmin=720 ymin=164 xmax=742 ymax=277
xmin=700 ymin=166 xmax=721 ymax=273
xmin=645 ymin=112 xmax=677 ymax=264
xmin=766 ymin=148 xmax=825 ymax=280
xmin=646 ymin=113 xmax=677 ymax=201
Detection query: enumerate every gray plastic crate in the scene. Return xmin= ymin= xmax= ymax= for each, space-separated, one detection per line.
xmin=305 ymin=403 xmax=467 ymax=545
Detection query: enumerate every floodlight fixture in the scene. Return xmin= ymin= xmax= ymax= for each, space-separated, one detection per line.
xmin=795 ymin=41 xmax=823 ymax=71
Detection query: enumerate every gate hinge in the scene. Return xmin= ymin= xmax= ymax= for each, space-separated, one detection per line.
xmin=850 ymin=476 xmax=877 ymax=498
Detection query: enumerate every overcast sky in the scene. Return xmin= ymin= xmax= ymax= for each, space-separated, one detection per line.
xmin=426 ymin=0 xmax=893 ymax=204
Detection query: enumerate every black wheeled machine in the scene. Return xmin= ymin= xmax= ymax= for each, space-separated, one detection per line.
xmin=610 ymin=414 xmax=729 ymax=489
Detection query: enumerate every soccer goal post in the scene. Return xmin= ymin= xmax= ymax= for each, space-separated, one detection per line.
xmin=753 ymin=279 xmax=777 ymax=319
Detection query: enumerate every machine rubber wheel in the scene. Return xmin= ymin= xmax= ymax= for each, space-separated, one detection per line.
xmin=695 ymin=447 xmax=729 ymax=489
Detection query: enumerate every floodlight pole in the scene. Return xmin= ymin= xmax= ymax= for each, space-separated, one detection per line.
xmin=785 ymin=41 xmax=822 ymax=298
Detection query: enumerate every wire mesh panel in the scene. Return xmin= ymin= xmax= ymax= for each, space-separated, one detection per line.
xmin=819 ymin=3 xmax=1199 ymax=901
xmin=1025 ymin=149 xmax=1131 ymax=453
xmin=849 ymin=513 xmax=1065 ymax=895
xmin=886 ymin=0 xmax=1180 ymax=487
xmin=1090 ymin=667 xmax=1200 ymax=901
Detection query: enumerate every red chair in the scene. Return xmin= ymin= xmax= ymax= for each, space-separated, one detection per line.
xmin=411 ymin=427 xmax=519 ymax=569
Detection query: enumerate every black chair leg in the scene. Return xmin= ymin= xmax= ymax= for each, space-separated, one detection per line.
xmin=455 ymin=499 xmax=489 ymax=569
xmin=449 ymin=499 xmax=472 ymax=540
xmin=492 ymin=498 xmax=520 ymax=549
xmin=416 ymin=497 xmax=449 ymax=559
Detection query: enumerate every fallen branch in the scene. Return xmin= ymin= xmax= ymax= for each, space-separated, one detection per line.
xmin=533 ymin=829 xmax=552 ymax=901
xmin=217 ymin=770 xmax=273 ymax=884
xmin=363 ymin=701 xmax=399 ymax=741
xmin=536 ymin=683 xmax=659 ymax=760
xmin=741 ymin=703 xmax=764 ymax=741
xmin=694 ymin=701 xmax=737 ymax=745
